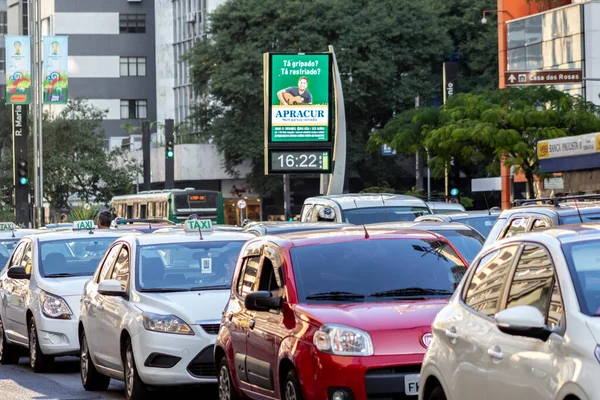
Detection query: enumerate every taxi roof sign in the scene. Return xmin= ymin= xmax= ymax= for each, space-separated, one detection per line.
xmin=184 ymin=219 xmax=213 ymax=232
xmin=0 ymin=222 xmax=16 ymax=231
xmin=73 ymin=220 xmax=95 ymax=230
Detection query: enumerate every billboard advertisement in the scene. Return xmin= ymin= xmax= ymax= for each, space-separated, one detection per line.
xmin=5 ymin=36 xmax=32 ymax=105
xmin=43 ymin=36 xmax=69 ymax=104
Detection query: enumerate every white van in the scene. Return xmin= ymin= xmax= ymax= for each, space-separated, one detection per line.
xmin=300 ymin=193 xmax=431 ymax=224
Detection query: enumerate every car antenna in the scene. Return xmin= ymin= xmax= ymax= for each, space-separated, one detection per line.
xmin=197 ymin=225 xmax=204 ymax=240
xmin=483 ymin=193 xmax=491 ymax=216
xmin=352 ymin=199 xmax=369 ymax=238
xmin=380 ymin=193 xmax=390 ymax=222
xmin=564 ymin=173 xmax=583 ymax=223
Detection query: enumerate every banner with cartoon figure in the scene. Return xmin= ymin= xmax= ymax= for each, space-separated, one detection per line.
xmin=5 ymin=36 xmax=32 ymax=105
xmin=43 ymin=36 xmax=69 ymax=104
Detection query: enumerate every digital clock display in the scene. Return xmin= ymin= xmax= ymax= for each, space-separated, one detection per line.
xmin=270 ymin=150 xmax=332 ymax=173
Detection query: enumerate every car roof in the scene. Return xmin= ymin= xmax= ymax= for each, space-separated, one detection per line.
xmin=532 ymin=223 xmax=600 ymax=244
xmin=244 ymin=221 xmax=353 ymax=234
xmin=260 ymin=227 xmax=445 ymax=248
xmin=499 ymin=202 xmax=600 ymax=218
xmin=26 ymin=229 xmax=139 ymax=243
xmin=365 ymin=221 xmax=478 ymax=231
xmin=133 ymin=230 xmax=256 ymax=245
xmin=303 ymin=193 xmax=429 ymax=209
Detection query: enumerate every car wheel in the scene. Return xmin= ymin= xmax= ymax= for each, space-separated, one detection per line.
xmin=80 ymin=330 xmax=110 ymax=391
xmin=217 ymin=357 xmax=239 ymax=400
xmin=123 ymin=338 xmax=148 ymax=400
xmin=428 ymin=386 xmax=447 ymax=400
xmin=0 ymin=316 xmax=20 ymax=365
xmin=28 ymin=317 xmax=53 ymax=372
xmin=283 ymin=369 xmax=304 ymax=400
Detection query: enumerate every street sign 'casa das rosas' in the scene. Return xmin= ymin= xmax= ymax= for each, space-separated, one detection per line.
xmin=505 ymin=69 xmax=582 ymax=86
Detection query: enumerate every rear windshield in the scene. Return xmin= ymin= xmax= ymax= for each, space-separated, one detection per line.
xmin=290 ymin=238 xmax=467 ymax=303
xmin=428 ymin=230 xmax=484 ymax=264
xmin=343 ymin=206 xmax=430 ymax=224
xmin=39 ymin=237 xmax=120 ymax=277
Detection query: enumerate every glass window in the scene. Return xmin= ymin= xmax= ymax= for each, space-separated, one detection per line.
xmin=563 ymin=239 xmax=600 ymax=316
xmin=120 ymin=14 xmax=146 ymax=34
xmin=547 ymin=280 xmax=564 ymax=329
xmin=237 ymin=256 xmax=260 ymax=298
xmin=452 ymin=215 xmax=499 ymax=238
xmin=120 ymin=57 xmax=146 ymax=77
xmin=504 ymin=217 xmax=529 ymax=239
xmin=342 ymin=206 xmax=430 ymax=224
xmin=531 ymin=218 xmax=551 ymax=231
xmin=98 ymin=245 xmax=122 ymax=283
xmin=463 ymin=245 xmax=519 ymax=317
xmin=21 ymin=241 xmax=33 ymax=274
xmin=507 ymin=19 xmax=525 ymax=49
xmin=290 ymin=239 xmax=467 ymax=303
xmin=560 ymin=212 xmax=600 ymax=225
xmin=525 ymin=15 xmax=542 ymax=45
xmin=9 ymin=242 xmax=26 ymax=268
xmin=506 ymin=245 xmax=554 ymax=315
xmin=120 ymin=100 xmax=130 ymax=119
xmin=137 ymin=100 xmax=147 ymax=119
xmin=39 ymin=237 xmax=120 ymax=278
xmin=526 ymin=43 xmax=543 ymax=70
xmin=428 ymin=229 xmax=483 ymax=264
xmin=508 ymin=47 xmax=527 ymax=71
xmin=111 ymin=247 xmax=130 ymax=290
xmin=120 ymin=100 xmax=147 ymax=119
xmin=136 ymin=241 xmax=247 ymax=291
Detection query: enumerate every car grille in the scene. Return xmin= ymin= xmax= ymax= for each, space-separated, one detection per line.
xmin=187 ymin=345 xmax=216 ymax=378
xmin=200 ymin=323 xmax=220 ymax=335
xmin=365 ymin=365 xmax=421 ymax=400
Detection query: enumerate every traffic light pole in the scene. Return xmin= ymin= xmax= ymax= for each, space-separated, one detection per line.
xmin=12 ymin=105 xmax=30 ymax=227
xmin=164 ymin=119 xmax=174 ymax=189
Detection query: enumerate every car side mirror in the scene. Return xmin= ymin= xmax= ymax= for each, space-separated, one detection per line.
xmin=494 ymin=305 xmax=552 ymax=341
xmin=245 ymin=291 xmax=282 ymax=312
xmin=317 ymin=207 xmax=335 ymax=221
xmin=98 ymin=279 xmax=127 ymax=298
xmin=7 ymin=265 xmax=30 ymax=280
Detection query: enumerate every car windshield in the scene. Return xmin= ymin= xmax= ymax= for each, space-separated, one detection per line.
xmin=563 ymin=239 xmax=600 ymax=316
xmin=290 ymin=238 xmax=467 ymax=303
xmin=136 ymin=240 xmax=246 ymax=292
xmin=343 ymin=206 xmax=430 ymax=224
xmin=39 ymin=237 xmax=120 ymax=277
xmin=451 ymin=215 xmax=499 ymax=238
xmin=428 ymin=230 xmax=483 ymax=264
xmin=560 ymin=212 xmax=600 ymax=225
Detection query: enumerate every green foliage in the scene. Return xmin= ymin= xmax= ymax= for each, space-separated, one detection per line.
xmin=0 ymin=209 xmax=15 ymax=223
xmin=42 ymin=100 xmax=142 ymax=211
xmin=68 ymin=204 xmax=102 ymax=222
xmin=459 ymin=196 xmax=473 ymax=209
xmin=372 ymin=86 xmax=600 ymax=198
xmin=360 ymin=185 xmax=395 ymax=194
xmin=403 ymin=186 xmax=426 ymax=198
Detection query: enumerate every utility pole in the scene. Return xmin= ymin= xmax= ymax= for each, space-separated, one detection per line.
xmin=142 ymin=121 xmax=151 ymax=191
xmin=164 ymin=119 xmax=175 ymax=189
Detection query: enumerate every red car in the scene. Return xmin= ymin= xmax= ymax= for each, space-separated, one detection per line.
xmin=214 ymin=227 xmax=468 ymax=400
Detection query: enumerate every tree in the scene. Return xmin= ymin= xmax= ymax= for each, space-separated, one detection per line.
xmin=370 ymin=87 xmax=600 ymax=199
xmin=186 ymin=0 xmax=453 ymax=196
xmin=42 ymin=100 xmax=141 ymax=212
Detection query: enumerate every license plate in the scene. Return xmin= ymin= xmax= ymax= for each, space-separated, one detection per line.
xmin=404 ymin=374 xmax=420 ymax=396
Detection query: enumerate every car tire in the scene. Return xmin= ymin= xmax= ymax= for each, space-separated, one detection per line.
xmin=28 ymin=317 xmax=53 ymax=373
xmin=0 ymin=316 xmax=20 ymax=365
xmin=123 ymin=338 xmax=148 ymax=400
xmin=217 ymin=357 xmax=239 ymax=400
xmin=283 ymin=369 xmax=304 ymax=400
xmin=428 ymin=386 xmax=447 ymax=400
xmin=80 ymin=330 xmax=110 ymax=391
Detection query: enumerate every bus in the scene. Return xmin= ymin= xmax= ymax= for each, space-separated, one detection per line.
xmin=110 ymin=189 xmax=225 ymax=224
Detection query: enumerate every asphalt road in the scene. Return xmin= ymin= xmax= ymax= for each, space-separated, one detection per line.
xmin=0 ymin=356 xmax=218 ymax=400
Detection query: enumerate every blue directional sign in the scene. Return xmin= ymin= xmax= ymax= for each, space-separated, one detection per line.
xmin=382 ymin=144 xmax=396 ymax=156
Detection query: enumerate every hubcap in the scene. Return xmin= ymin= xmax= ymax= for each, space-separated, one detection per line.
xmin=218 ymin=365 xmax=230 ymax=400
xmin=80 ymin=337 xmax=88 ymax=383
xmin=29 ymin=323 xmax=36 ymax=368
xmin=126 ymin=348 xmax=134 ymax=397
xmin=285 ymin=381 xmax=297 ymax=400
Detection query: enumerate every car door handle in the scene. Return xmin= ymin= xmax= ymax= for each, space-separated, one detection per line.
xmin=249 ymin=319 xmax=255 ymax=329
xmin=487 ymin=346 xmax=503 ymax=360
xmin=445 ymin=328 xmax=458 ymax=340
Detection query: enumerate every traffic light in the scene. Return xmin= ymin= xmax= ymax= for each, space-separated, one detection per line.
xmin=166 ymin=138 xmax=174 ymax=159
xmin=2 ymin=187 xmax=12 ymax=205
xmin=17 ymin=158 xmax=28 ymax=186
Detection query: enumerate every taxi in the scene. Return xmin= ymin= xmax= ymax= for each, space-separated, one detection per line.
xmin=0 ymin=222 xmax=40 ymax=268
xmin=0 ymin=220 xmax=137 ymax=372
xmin=78 ymin=219 xmax=255 ymax=400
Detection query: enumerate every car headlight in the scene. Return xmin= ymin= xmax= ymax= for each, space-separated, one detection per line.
xmin=40 ymin=291 xmax=72 ymax=319
xmin=313 ymin=324 xmax=373 ymax=356
xmin=142 ymin=312 xmax=194 ymax=335
xmin=595 ymin=345 xmax=600 ymax=364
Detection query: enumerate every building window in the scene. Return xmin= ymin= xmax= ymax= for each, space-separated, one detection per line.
xmin=0 ymin=12 xmax=7 ymax=35
xmin=120 ymin=57 xmax=146 ymax=76
xmin=119 ymin=14 xmax=146 ymax=33
xmin=0 ymin=48 xmax=5 ymax=73
xmin=120 ymin=100 xmax=147 ymax=119
xmin=21 ymin=0 xmax=28 ymax=35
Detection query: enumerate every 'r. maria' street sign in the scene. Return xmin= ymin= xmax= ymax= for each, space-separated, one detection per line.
xmin=505 ymin=69 xmax=583 ymax=86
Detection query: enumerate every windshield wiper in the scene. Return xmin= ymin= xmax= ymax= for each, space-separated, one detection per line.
xmin=305 ymin=291 xmax=365 ymax=300
xmin=138 ymin=288 xmax=191 ymax=293
xmin=368 ymin=287 xmax=454 ymax=298
xmin=189 ymin=285 xmax=230 ymax=291
xmin=44 ymin=273 xmax=90 ymax=278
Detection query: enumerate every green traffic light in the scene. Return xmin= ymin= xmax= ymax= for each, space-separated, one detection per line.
xmin=167 ymin=150 xmax=174 ymax=158
xmin=19 ymin=177 xmax=29 ymax=185
xmin=450 ymin=188 xmax=459 ymax=196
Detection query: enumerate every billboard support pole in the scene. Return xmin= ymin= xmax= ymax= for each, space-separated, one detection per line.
xmin=36 ymin=0 xmax=43 ymax=226
xmin=326 ymin=45 xmax=346 ymax=195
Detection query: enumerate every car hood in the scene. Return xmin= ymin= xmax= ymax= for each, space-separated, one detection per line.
xmin=135 ymin=289 xmax=230 ymax=325
xmin=38 ymin=276 xmax=91 ymax=297
xmin=295 ymin=299 xmax=447 ymax=356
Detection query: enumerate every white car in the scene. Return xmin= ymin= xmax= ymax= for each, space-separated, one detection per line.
xmin=0 ymin=222 xmax=40 ymax=268
xmin=0 ymin=220 xmax=135 ymax=372
xmin=78 ymin=219 xmax=255 ymax=400
xmin=419 ymin=223 xmax=600 ymax=400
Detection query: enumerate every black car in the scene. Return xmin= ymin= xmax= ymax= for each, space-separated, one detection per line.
xmin=243 ymin=221 xmax=353 ymax=236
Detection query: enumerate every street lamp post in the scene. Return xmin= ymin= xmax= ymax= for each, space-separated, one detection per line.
xmin=29 ymin=0 xmax=43 ymax=227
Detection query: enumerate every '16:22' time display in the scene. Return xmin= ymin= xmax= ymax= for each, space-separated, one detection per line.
xmin=270 ymin=151 xmax=331 ymax=172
